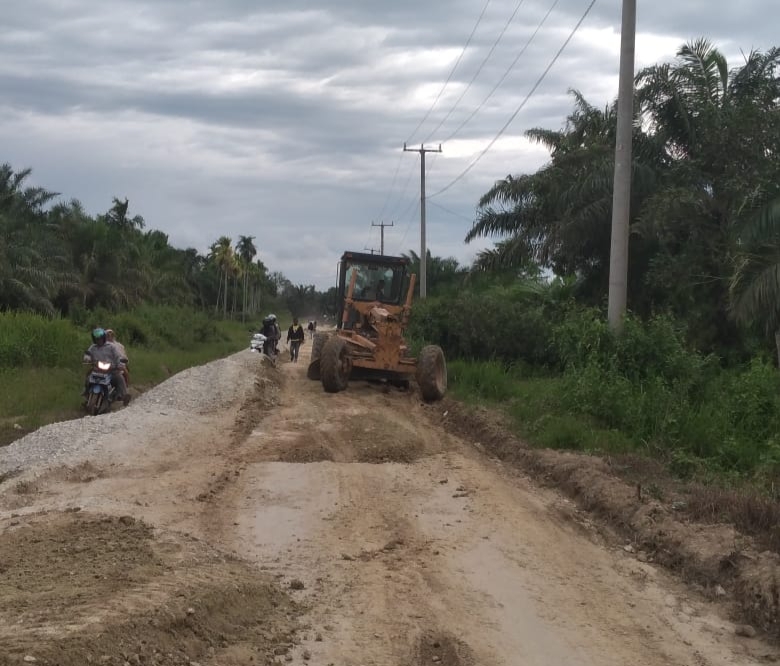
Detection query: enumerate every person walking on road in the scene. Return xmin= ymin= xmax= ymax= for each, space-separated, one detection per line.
xmin=287 ymin=318 xmax=305 ymax=363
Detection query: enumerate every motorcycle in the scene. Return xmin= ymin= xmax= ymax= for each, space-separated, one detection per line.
xmin=250 ymin=332 xmax=267 ymax=352
xmin=83 ymin=359 xmax=118 ymax=416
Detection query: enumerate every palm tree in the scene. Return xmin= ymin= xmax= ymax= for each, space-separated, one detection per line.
xmin=635 ymin=39 xmax=780 ymax=348
xmin=0 ymin=164 xmax=72 ymax=313
xmin=466 ymin=90 xmax=662 ymax=304
xmin=402 ymin=249 xmax=464 ymax=296
xmin=236 ymin=235 xmax=257 ymax=321
xmin=101 ymin=197 xmax=145 ymax=230
xmin=208 ymin=236 xmax=234 ymax=317
xmin=730 ymin=198 xmax=780 ymax=365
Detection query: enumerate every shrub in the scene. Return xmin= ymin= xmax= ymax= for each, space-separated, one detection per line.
xmin=408 ymin=284 xmax=562 ymax=368
xmin=448 ymin=360 xmax=516 ymax=402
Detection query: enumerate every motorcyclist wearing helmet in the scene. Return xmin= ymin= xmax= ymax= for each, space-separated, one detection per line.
xmin=261 ymin=314 xmax=282 ymax=354
xmin=83 ymin=327 xmax=130 ymax=406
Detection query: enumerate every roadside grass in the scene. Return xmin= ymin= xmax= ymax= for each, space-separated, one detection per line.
xmin=0 ymin=316 xmax=253 ymax=447
xmin=448 ymin=358 xmax=780 ymax=554
xmin=448 ymin=359 xmax=636 ymax=456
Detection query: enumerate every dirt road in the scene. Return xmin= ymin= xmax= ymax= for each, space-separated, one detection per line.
xmin=0 ymin=342 xmax=775 ymax=665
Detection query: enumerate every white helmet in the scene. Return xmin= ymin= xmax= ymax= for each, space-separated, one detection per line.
xmin=268 ymin=313 xmax=277 ymax=321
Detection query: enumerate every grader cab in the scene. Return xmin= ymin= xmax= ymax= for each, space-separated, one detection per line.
xmin=307 ymin=251 xmax=447 ymax=401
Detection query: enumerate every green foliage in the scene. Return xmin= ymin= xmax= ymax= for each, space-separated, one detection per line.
xmin=422 ymin=272 xmax=780 ymax=481
xmin=447 ymin=360 xmax=517 ymax=402
xmin=87 ymin=306 xmax=225 ymax=350
xmin=0 ymin=306 xmax=238 ymax=374
xmin=0 ymin=312 xmax=250 ymax=443
xmin=0 ymin=163 xmax=293 ymax=322
xmin=467 ymin=40 xmax=780 ymax=357
xmin=409 ymin=280 xmax=566 ymax=369
xmin=0 ymin=312 xmax=82 ymax=368
xmin=553 ymin=311 xmax=780 ymax=476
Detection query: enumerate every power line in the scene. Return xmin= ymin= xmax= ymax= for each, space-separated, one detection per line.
xmin=429 ymin=0 xmax=598 ymax=199
xmin=405 ymin=0 xmax=493 ymax=144
xmin=376 ymin=150 xmax=404 ymax=222
xmin=372 ymin=220 xmax=394 ymax=255
xmin=422 ymin=0 xmax=529 ymax=144
xmin=396 ymin=200 xmax=421 ymax=253
xmin=428 ymin=199 xmax=476 ymax=223
xmin=385 ymin=153 xmax=418 ymax=222
xmin=442 ymin=0 xmax=562 ymax=144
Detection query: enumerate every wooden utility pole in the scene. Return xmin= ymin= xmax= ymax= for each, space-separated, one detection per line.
xmin=372 ymin=220 xmax=394 ymax=255
xmin=403 ymin=142 xmax=442 ymax=298
xmin=607 ymin=0 xmax=637 ymax=331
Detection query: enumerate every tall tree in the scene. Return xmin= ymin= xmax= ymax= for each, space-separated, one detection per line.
xmin=208 ymin=236 xmax=234 ymax=318
xmin=236 ymin=235 xmax=257 ymax=322
xmin=635 ymin=39 xmax=780 ymax=348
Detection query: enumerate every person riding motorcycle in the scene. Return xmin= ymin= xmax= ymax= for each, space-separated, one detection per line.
xmin=83 ymin=327 xmax=130 ymax=406
xmin=105 ymin=328 xmax=130 ymax=387
xmin=261 ymin=314 xmax=281 ymax=355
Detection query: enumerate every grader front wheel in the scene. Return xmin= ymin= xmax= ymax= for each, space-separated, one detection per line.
xmin=307 ymin=331 xmax=330 ymax=380
xmin=416 ymin=345 xmax=447 ymax=401
xmin=321 ymin=336 xmax=352 ymax=393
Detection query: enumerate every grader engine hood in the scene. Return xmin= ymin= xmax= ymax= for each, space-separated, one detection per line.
xmin=368 ymin=306 xmax=392 ymax=325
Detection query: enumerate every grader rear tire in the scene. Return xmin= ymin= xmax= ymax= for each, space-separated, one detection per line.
xmin=321 ymin=336 xmax=351 ymax=393
xmin=306 ymin=331 xmax=330 ymax=380
xmin=416 ymin=345 xmax=447 ymax=402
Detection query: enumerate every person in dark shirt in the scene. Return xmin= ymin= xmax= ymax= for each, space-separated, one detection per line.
xmin=287 ymin=318 xmax=306 ymax=363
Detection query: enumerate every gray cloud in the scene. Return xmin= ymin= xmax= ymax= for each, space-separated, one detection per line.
xmin=1 ymin=0 xmax=776 ymax=289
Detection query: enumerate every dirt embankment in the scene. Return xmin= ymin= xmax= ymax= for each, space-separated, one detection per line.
xmin=0 ymin=512 xmax=297 ymax=666
xmin=433 ymin=399 xmax=780 ymax=640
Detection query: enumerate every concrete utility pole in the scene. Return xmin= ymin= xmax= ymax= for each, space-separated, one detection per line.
xmin=371 ymin=221 xmax=394 ymax=256
xmin=403 ymin=142 xmax=442 ymax=298
xmin=607 ymin=0 xmax=637 ymax=332
xmin=364 ymin=247 xmax=379 ymax=255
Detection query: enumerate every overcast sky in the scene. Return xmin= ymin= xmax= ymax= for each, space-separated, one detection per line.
xmin=2 ymin=1 xmax=776 ymax=289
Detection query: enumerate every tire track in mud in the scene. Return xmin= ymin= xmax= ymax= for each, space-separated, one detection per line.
xmin=194 ymin=344 xmax=484 ymax=665
xmin=213 ymin=343 xmax=778 ymax=666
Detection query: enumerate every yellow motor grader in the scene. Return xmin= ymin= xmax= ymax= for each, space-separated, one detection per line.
xmin=307 ymin=251 xmax=446 ymax=401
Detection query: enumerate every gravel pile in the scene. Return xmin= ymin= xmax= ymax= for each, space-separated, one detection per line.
xmin=0 ymin=350 xmax=264 ymax=478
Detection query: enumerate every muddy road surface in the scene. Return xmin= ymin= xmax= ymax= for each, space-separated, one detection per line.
xmin=0 ymin=342 xmax=775 ymax=665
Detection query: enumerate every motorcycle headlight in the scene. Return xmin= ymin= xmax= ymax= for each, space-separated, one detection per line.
xmin=97 ymin=361 xmax=112 ymax=371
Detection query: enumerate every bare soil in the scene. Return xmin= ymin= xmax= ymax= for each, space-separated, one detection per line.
xmin=0 ymin=343 xmax=778 ymax=665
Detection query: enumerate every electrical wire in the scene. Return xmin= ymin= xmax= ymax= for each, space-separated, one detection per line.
xmin=405 ymin=0 xmax=492 ymax=145
xmin=427 ymin=199 xmax=476 ymax=223
xmin=442 ymin=0 xmax=561 ymax=144
xmin=376 ymin=149 xmax=405 ymax=223
xmin=386 ymin=153 xmax=419 ymax=222
xmin=396 ymin=200 xmax=421 ymax=253
xmin=421 ymin=0 xmax=529 ymax=144
xmin=429 ymin=0 xmax=598 ymax=199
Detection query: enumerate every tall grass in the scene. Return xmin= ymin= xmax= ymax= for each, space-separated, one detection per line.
xmin=0 ymin=308 xmax=254 ymax=445
xmin=0 ymin=313 xmax=83 ymax=368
